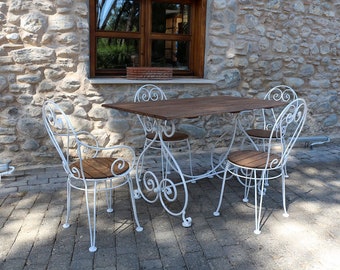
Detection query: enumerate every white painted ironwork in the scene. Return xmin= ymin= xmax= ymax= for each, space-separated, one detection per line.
xmin=134 ymin=84 xmax=193 ymax=178
xmin=213 ymin=98 xmax=307 ymax=234
xmin=0 ymin=165 xmax=15 ymax=182
xmin=42 ymin=100 xmax=143 ymax=252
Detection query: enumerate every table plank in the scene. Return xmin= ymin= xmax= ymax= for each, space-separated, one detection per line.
xmin=102 ymin=95 xmax=285 ymax=120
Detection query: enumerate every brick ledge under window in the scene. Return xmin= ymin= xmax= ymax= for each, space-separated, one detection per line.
xmin=89 ymin=78 xmax=216 ymax=85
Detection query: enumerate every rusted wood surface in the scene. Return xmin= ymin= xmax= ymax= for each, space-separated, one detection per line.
xmin=102 ymin=96 xmax=285 ymax=120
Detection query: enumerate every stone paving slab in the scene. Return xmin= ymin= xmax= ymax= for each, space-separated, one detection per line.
xmin=0 ymin=139 xmax=339 ymax=269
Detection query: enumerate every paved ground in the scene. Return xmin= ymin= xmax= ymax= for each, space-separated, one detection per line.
xmin=0 ymin=139 xmax=339 ymax=270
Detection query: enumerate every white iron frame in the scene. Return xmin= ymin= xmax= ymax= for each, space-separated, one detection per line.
xmin=42 ymin=100 xmax=143 ymax=252
xmin=213 ymin=98 xmax=307 ymax=234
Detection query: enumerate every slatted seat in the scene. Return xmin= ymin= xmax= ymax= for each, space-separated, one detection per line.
xmin=146 ymin=131 xmax=189 ymax=142
xmin=245 ymin=129 xmax=279 ymax=139
xmin=214 ymin=98 xmax=307 ymax=234
xmin=70 ymin=157 xmax=129 ymax=179
xmin=228 ymin=150 xmax=280 ymax=169
xmin=42 ymin=100 xmax=143 ymax=252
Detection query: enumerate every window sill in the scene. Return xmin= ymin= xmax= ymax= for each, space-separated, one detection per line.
xmin=89 ymin=78 xmax=216 ymax=85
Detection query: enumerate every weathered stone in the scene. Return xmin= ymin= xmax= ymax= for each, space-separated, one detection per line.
xmin=10 ymin=83 xmax=32 ymax=93
xmin=20 ymin=12 xmax=47 ymax=34
xmin=323 ymin=114 xmax=337 ymax=127
xmin=55 ymin=33 xmax=79 ymax=45
xmin=33 ymin=0 xmax=56 ymax=14
xmin=37 ymin=80 xmax=55 ymax=93
xmin=23 ymin=139 xmax=40 ymax=150
xmin=0 ymin=75 xmax=8 ymax=92
xmin=88 ymin=106 xmax=108 ymax=121
xmin=17 ymin=118 xmax=46 ymax=138
xmin=0 ymin=127 xmax=16 ymax=135
xmin=107 ymin=119 xmax=130 ymax=134
xmin=48 ymin=14 xmax=75 ymax=31
xmin=0 ymin=135 xmax=16 ymax=144
xmin=17 ymin=94 xmax=33 ymax=105
xmin=17 ymin=72 xmax=42 ymax=84
xmin=59 ymin=75 xmax=81 ymax=92
xmin=44 ymin=68 xmax=65 ymax=81
xmin=178 ymin=124 xmax=206 ymax=139
xmin=283 ymin=77 xmax=305 ymax=88
xmin=224 ymin=69 xmax=241 ymax=88
xmin=10 ymin=47 xmax=55 ymax=64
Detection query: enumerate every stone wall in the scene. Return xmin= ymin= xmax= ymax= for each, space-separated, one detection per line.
xmin=0 ymin=0 xmax=339 ymax=168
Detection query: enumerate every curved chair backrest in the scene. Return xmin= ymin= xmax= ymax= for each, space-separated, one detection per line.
xmin=42 ymin=100 xmax=100 ymax=178
xmin=261 ymin=85 xmax=298 ymax=130
xmin=264 ymin=85 xmax=298 ymax=102
xmin=134 ymin=84 xmax=167 ymax=102
xmin=266 ymin=98 xmax=307 ymax=169
xmin=134 ymin=84 xmax=167 ymax=135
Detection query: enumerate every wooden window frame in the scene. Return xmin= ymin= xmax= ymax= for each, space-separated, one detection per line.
xmin=89 ymin=0 xmax=206 ymax=78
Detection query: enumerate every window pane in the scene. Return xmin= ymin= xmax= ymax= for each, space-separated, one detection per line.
xmin=152 ymin=3 xmax=191 ymax=34
xmin=151 ymin=40 xmax=189 ymax=70
xmin=96 ymin=38 xmax=139 ymax=69
xmin=97 ymin=0 xmax=139 ymax=32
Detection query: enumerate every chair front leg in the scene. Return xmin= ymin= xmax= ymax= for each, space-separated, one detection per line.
xmin=105 ymin=179 xmax=113 ymax=213
xmin=254 ymin=171 xmax=266 ymax=234
xmin=127 ymin=176 xmax=143 ymax=232
xmin=85 ymin=182 xmax=97 ymax=252
xmin=63 ymin=176 xmax=71 ymax=229
xmin=281 ymin=172 xmax=289 ymax=217
xmin=213 ymin=163 xmax=230 ymax=216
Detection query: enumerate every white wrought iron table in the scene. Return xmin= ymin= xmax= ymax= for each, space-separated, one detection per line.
xmin=103 ymin=95 xmax=284 ymax=227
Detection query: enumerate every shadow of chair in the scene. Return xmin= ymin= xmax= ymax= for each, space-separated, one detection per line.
xmin=42 ymin=100 xmax=143 ymax=252
xmin=134 ymin=84 xmax=193 ymax=178
xmin=214 ymin=98 xmax=307 ymax=234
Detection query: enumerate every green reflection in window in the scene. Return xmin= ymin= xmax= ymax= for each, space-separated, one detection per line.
xmin=96 ymin=38 xmax=139 ymax=69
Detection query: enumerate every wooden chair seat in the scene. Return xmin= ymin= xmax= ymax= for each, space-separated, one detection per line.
xmin=246 ymin=129 xmax=279 ymax=139
xmin=146 ymin=132 xmax=189 ymax=142
xmin=228 ymin=150 xmax=280 ymax=169
xmin=71 ymin=157 xmax=129 ymax=179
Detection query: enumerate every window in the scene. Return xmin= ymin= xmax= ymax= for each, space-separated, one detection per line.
xmin=89 ymin=0 xmax=206 ymax=77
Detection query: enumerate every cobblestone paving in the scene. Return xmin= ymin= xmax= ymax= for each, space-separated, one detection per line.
xmin=0 ymin=139 xmax=339 ymax=270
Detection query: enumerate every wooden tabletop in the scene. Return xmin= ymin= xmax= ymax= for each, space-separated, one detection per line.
xmin=102 ymin=95 xmax=285 ymax=120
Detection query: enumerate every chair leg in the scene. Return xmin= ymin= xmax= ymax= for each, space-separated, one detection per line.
xmin=213 ymin=165 xmax=230 ymax=216
xmin=254 ymin=172 xmax=265 ymax=234
xmin=186 ymin=139 xmax=193 ymax=177
xmin=282 ymin=173 xmax=289 ymax=217
xmin=105 ymin=180 xmax=113 ymax=213
xmin=85 ymin=182 xmax=97 ymax=252
xmin=63 ymin=177 xmax=71 ymax=229
xmin=243 ymin=177 xmax=251 ymax=203
xmin=127 ymin=176 xmax=143 ymax=232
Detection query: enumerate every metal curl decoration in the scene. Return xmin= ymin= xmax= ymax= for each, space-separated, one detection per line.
xmin=70 ymin=165 xmax=81 ymax=179
xmin=269 ymin=157 xmax=280 ymax=169
xmin=137 ymin=170 xmax=160 ymax=203
xmin=110 ymin=158 xmax=127 ymax=176
xmin=159 ymin=178 xmax=178 ymax=203
xmin=158 ymin=119 xmax=176 ymax=138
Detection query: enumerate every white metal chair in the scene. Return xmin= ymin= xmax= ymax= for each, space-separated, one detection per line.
xmin=214 ymin=98 xmax=307 ymax=234
xmin=241 ymin=85 xmax=298 ymax=148
xmin=134 ymin=84 xmax=193 ymax=177
xmin=241 ymin=85 xmax=298 ymax=178
xmin=42 ymin=100 xmax=143 ymax=252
